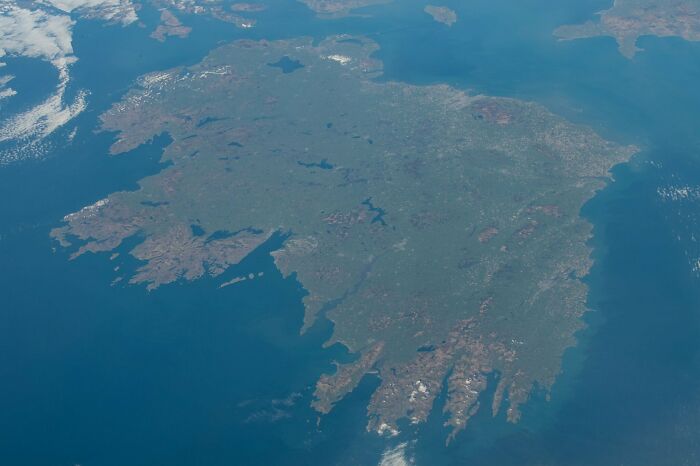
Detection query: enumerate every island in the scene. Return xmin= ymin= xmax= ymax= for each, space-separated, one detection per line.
xmin=424 ymin=5 xmax=457 ymax=26
xmin=231 ymin=3 xmax=267 ymax=12
xmin=150 ymin=9 xmax=192 ymax=42
xmin=554 ymin=0 xmax=700 ymax=58
xmin=150 ymin=0 xmax=258 ymax=29
xmin=297 ymin=0 xmax=391 ymax=17
xmin=51 ymin=35 xmax=636 ymax=442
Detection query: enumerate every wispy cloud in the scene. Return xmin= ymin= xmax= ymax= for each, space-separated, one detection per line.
xmin=0 ymin=74 xmax=17 ymax=103
xmin=0 ymin=3 xmax=86 ymax=162
xmin=40 ymin=0 xmax=138 ymax=25
xmin=0 ymin=5 xmax=76 ymax=68
xmin=378 ymin=442 xmax=414 ymax=466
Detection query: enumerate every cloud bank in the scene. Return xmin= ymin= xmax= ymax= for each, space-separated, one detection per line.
xmin=0 ymin=1 xmax=138 ymax=162
xmin=40 ymin=0 xmax=139 ymax=25
xmin=0 ymin=4 xmax=76 ymax=69
xmin=0 ymin=74 xmax=17 ymax=103
xmin=0 ymin=3 xmax=85 ymax=162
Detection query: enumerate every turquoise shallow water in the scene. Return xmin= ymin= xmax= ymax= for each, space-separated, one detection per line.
xmin=2 ymin=1 xmax=700 ymax=464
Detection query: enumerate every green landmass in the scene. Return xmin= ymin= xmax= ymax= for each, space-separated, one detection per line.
xmin=424 ymin=5 xmax=457 ymax=26
xmin=555 ymin=0 xmax=700 ymax=58
xmin=51 ymin=36 xmax=636 ymax=442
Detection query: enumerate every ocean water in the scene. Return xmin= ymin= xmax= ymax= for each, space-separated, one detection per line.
xmin=2 ymin=0 xmax=700 ymax=464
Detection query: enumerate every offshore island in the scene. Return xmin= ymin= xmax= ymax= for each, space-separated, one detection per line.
xmin=424 ymin=5 xmax=457 ymax=26
xmin=51 ymin=36 xmax=636 ymax=442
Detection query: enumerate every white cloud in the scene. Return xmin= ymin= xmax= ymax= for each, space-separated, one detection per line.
xmin=378 ymin=442 xmax=413 ymax=466
xmin=0 ymin=82 xmax=87 ymax=143
xmin=0 ymin=88 xmax=17 ymax=100
xmin=40 ymin=0 xmax=138 ymax=25
xmin=0 ymin=74 xmax=16 ymax=102
xmin=0 ymin=4 xmax=85 ymax=159
xmin=0 ymin=87 xmax=16 ymax=101
xmin=0 ymin=5 xmax=76 ymax=67
xmin=0 ymin=0 xmax=137 ymax=162
xmin=0 ymin=74 xmax=14 ymax=86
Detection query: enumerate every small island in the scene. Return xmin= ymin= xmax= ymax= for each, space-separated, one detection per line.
xmin=150 ymin=10 xmax=192 ymax=42
xmin=298 ymin=0 xmax=391 ymax=17
xmin=425 ymin=5 xmax=457 ymax=26
xmin=231 ymin=3 xmax=267 ymax=12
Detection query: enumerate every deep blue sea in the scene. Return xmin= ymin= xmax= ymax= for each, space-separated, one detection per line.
xmin=2 ymin=0 xmax=700 ymax=464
